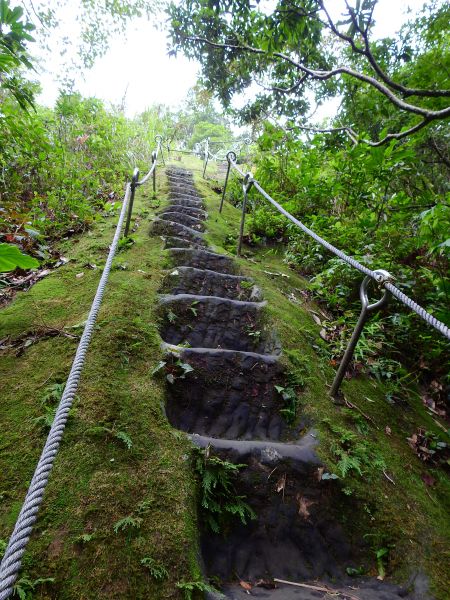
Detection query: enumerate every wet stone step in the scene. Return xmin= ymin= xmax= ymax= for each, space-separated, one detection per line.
xmin=163 ymin=236 xmax=205 ymax=250
xmin=151 ymin=217 xmax=206 ymax=245
xmin=161 ymin=204 xmax=207 ymax=219
xmin=168 ymin=194 xmax=204 ymax=208
xmin=198 ymin=444 xmax=361 ymax=584
xmin=168 ymin=248 xmax=238 ymax=274
xmin=158 ymin=211 xmax=206 ymax=231
xmin=163 ymin=347 xmax=296 ymax=441
xmin=159 ymin=294 xmax=279 ymax=353
xmin=217 ymin=580 xmax=415 ymax=600
xmin=162 ymin=266 xmax=262 ymax=301
xmin=168 ymin=182 xmax=199 ymax=195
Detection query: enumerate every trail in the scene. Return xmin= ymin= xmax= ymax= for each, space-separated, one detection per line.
xmin=152 ymin=167 xmax=429 ymax=600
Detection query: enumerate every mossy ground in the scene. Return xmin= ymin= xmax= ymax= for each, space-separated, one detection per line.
xmin=1 ymin=154 xmax=449 ymax=599
xmin=0 ymin=169 xmax=201 ymax=599
xmin=180 ymin=154 xmax=449 ymax=598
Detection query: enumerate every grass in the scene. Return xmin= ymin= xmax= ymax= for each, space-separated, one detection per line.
xmin=186 ymin=154 xmax=450 ymax=598
xmin=0 ymin=169 xmax=201 ymax=599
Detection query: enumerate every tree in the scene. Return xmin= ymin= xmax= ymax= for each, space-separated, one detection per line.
xmin=168 ymin=0 xmax=450 ymax=146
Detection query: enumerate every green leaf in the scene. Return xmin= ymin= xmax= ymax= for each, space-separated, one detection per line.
xmin=0 ymin=243 xmax=39 ymax=272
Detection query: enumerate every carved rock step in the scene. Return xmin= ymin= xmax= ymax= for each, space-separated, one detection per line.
xmin=216 ymin=581 xmax=416 ymax=600
xmin=161 ymin=266 xmax=262 ymax=301
xmin=152 ymin=217 xmax=206 ymax=245
xmin=168 ymin=194 xmax=204 ymax=208
xmin=163 ymin=236 xmax=205 ymax=250
xmin=168 ymin=248 xmax=238 ymax=274
xmin=158 ymin=210 xmax=206 ymax=231
xmin=159 ymin=294 xmax=279 ymax=354
xmin=194 ymin=436 xmax=362 ymax=583
xmin=198 ymin=440 xmax=419 ymax=598
xmin=163 ymin=346 xmax=296 ymax=441
xmin=160 ymin=204 xmax=207 ymax=219
xmin=168 ymin=182 xmax=199 ymax=195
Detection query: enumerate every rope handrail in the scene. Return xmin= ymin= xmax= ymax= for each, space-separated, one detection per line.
xmin=226 ymin=158 xmax=449 ymax=341
xmin=0 ymin=139 xmax=162 ymax=600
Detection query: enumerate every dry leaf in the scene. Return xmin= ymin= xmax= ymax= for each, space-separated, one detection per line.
xmin=275 ymin=473 xmax=286 ymax=494
xmin=296 ymin=494 xmax=314 ymax=520
xmin=239 ymin=580 xmax=252 ymax=591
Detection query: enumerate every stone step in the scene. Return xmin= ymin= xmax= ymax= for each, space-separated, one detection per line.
xmin=161 ymin=266 xmax=262 ymax=301
xmin=159 ymin=294 xmax=279 ymax=354
xmin=152 ymin=217 xmax=206 ymax=245
xmin=162 ymin=346 xmax=295 ymax=441
xmin=168 ymin=248 xmax=238 ymax=274
xmin=158 ymin=210 xmax=206 ymax=231
xmin=161 ymin=204 xmax=207 ymax=219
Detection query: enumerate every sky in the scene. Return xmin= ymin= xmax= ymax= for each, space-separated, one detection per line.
xmin=33 ymin=0 xmax=427 ymax=122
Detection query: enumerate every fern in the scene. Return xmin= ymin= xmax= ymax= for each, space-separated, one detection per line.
xmin=193 ymin=447 xmax=256 ymax=533
xmin=337 ymin=452 xmax=362 ymax=477
xmin=176 ymin=580 xmax=215 ymax=600
xmin=141 ymin=557 xmax=168 ymax=580
xmin=113 ymin=515 xmax=142 ymax=533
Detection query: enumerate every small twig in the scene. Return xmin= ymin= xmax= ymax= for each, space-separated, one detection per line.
xmin=424 ymin=487 xmax=438 ymax=505
xmin=273 ymin=579 xmax=360 ymax=599
xmin=383 ymin=470 xmax=396 ymax=485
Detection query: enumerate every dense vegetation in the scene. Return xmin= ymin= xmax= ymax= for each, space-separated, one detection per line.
xmin=169 ymin=0 xmax=450 ymax=409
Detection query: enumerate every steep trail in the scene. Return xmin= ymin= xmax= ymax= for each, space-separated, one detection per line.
xmin=151 ymin=167 xmax=427 ymax=600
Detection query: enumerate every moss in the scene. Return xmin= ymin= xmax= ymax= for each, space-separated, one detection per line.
xmin=0 ymin=169 xmax=199 ymax=599
xmin=188 ymin=155 xmax=450 ymax=599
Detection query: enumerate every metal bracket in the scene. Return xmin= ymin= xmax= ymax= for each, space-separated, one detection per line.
xmin=330 ymin=269 xmax=392 ymax=398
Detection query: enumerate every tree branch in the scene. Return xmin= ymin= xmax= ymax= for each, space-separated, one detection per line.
xmin=318 ymin=0 xmax=450 ymax=98
xmin=180 ymin=33 xmax=450 ymax=121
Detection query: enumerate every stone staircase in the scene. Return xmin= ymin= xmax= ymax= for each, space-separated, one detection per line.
xmin=151 ymin=167 xmax=427 ymax=600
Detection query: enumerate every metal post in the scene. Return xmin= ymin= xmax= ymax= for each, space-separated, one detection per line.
xmin=152 ymin=151 xmax=157 ymax=194
xmin=220 ymin=151 xmax=236 ymax=213
xmin=330 ymin=269 xmax=392 ymax=398
xmin=202 ymin=137 xmax=209 ymax=178
xmin=155 ymin=135 xmax=164 ymax=166
xmin=237 ymin=172 xmax=253 ymax=257
xmin=124 ymin=168 xmax=139 ymax=237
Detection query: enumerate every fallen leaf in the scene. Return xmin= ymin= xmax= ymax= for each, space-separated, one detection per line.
xmin=275 ymin=473 xmax=286 ymax=494
xmin=239 ymin=580 xmax=252 ymax=591
xmin=311 ymin=313 xmax=321 ymax=325
xmin=421 ymin=473 xmax=436 ymax=487
xmin=296 ymin=494 xmax=315 ymax=520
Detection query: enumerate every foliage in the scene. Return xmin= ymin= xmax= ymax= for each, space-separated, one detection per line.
xmin=176 ymin=580 xmax=216 ymax=600
xmin=140 ymin=557 xmax=169 ymax=581
xmin=0 ymin=243 xmax=39 ymax=272
xmin=192 ymin=446 xmax=256 ymax=534
xmin=324 ymin=419 xmax=386 ymax=480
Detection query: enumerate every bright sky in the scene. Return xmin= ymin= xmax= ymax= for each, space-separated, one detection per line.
xmin=34 ymin=0 xmax=427 ymax=120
